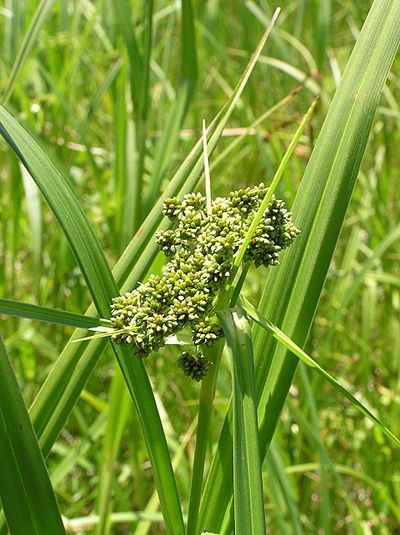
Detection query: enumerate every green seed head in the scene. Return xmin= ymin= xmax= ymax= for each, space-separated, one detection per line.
xmin=110 ymin=183 xmax=299 ymax=373
xmin=178 ymin=352 xmax=210 ymax=381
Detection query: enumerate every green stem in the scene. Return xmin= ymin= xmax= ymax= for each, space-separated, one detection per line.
xmin=186 ymin=269 xmax=247 ymax=535
xmin=132 ymin=118 xmax=147 ymax=230
xmin=186 ymin=340 xmax=224 ymax=535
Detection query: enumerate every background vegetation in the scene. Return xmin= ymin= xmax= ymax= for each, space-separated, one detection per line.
xmin=0 ymin=0 xmax=399 ymax=533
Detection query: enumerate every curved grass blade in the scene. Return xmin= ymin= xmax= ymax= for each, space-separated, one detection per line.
xmin=0 ymin=298 xmax=105 ymax=329
xmin=198 ymin=1 xmax=400 ymax=531
xmin=210 ymin=87 xmax=302 ymax=173
xmin=252 ymin=0 xmax=400 ymax=458
xmin=0 ymin=336 xmax=65 ymax=535
xmin=241 ymin=300 xmax=400 ymax=447
xmin=95 ymin=369 xmax=134 ymax=535
xmin=134 ymin=417 xmax=198 ymax=535
xmin=0 ymin=107 xmax=185 ymax=535
xmin=218 ymin=310 xmax=266 ymax=535
xmin=0 ymin=106 xmax=116 ymax=315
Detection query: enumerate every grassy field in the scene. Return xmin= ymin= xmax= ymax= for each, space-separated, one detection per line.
xmin=1 ymin=1 xmax=400 ymax=534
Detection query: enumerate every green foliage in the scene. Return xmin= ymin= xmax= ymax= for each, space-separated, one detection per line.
xmin=1 ymin=0 xmax=400 ymax=533
xmin=219 ymin=309 xmax=266 ymax=535
xmin=0 ymin=336 xmax=65 ymax=535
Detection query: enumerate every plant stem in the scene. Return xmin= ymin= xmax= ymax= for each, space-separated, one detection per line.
xmin=186 ymin=271 xmax=246 ymax=535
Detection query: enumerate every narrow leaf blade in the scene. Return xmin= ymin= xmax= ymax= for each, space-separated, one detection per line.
xmin=241 ymin=300 xmax=400 ymax=448
xmin=0 ymin=336 xmax=65 ymax=535
xmin=0 ymin=298 xmax=102 ymax=329
xmin=218 ymin=310 xmax=266 ymax=535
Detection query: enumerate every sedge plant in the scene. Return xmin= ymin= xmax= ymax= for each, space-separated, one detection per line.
xmin=0 ymin=1 xmax=400 ymax=534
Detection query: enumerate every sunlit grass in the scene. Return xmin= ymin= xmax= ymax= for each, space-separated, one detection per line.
xmin=0 ymin=1 xmax=400 ymax=534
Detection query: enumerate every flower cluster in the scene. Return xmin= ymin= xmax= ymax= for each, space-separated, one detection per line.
xmin=110 ymin=183 xmax=299 ymax=378
xmin=178 ymin=352 xmax=210 ymax=381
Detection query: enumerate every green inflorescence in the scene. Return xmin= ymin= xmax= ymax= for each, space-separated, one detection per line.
xmin=110 ymin=183 xmax=300 ymax=378
xmin=178 ymin=351 xmax=210 ymax=382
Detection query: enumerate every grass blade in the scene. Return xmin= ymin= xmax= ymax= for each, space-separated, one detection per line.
xmin=314 ymin=0 xmax=332 ymax=72
xmin=0 ymin=107 xmax=185 ymax=535
xmin=95 ymin=369 xmax=134 ymax=535
xmin=0 ymin=336 xmax=65 ymax=535
xmin=0 ymin=106 xmax=116 ymax=315
xmin=145 ymin=0 xmax=198 ymax=209
xmin=115 ymin=0 xmax=153 ymax=230
xmin=233 ymin=96 xmax=317 ymax=270
xmin=2 ymin=0 xmax=55 ymax=105
xmin=0 ymin=298 xmax=103 ymax=329
xmin=266 ymin=444 xmax=302 ymax=535
xmin=218 ymin=309 xmax=266 ymax=535
xmin=114 ymin=0 xmax=144 ymax=115
xmin=253 ymin=0 xmax=400 ymax=455
xmin=241 ymin=300 xmax=400 ymax=448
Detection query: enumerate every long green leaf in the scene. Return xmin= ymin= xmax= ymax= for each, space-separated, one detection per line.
xmin=241 ymin=300 xmax=400 ymax=447
xmin=0 ymin=298 xmax=103 ymax=329
xmin=95 ymin=366 xmax=134 ymax=535
xmin=0 ymin=336 xmax=65 ymax=535
xmin=218 ymin=310 xmax=266 ymax=535
xmin=233 ymin=97 xmax=317 ymax=270
xmin=114 ymin=0 xmax=143 ymax=115
xmin=0 ymin=106 xmax=185 ymax=535
xmin=265 ymin=444 xmax=302 ymax=535
xmin=198 ymin=1 xmax=400 ymax=531
xmin=253 ymin=0 xmax=400 ymax=457
xmin=0 ymin=107 xmax=115 ymax=315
